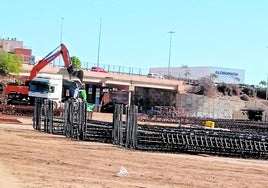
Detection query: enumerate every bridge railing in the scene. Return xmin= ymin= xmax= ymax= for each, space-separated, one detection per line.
xmin=82 ymin=62 xmax=149 ymax=76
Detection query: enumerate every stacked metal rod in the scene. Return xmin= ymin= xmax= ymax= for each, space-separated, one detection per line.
xmin=32 ymin=101 xmax=268 ymax=159
xmin=141 ymin=106 xmax=197 ymax=123
xmin=62 ymin=99 xmax=87 ymax=139
xmin=136 ymin=125 xmax=268 ymax=159
xmin=33 ymin=99 xmax=113 ymax=142
xmin=213 ymin=119 xmax=268 ymax=133
xmin=81 ymin=120 xmax=113 ymax=143
xmin=33 ymin=99 xmax=64 ymax=134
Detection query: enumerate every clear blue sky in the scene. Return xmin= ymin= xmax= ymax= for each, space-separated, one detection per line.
xmin=1 ymin=0 xmax=268 ymax=85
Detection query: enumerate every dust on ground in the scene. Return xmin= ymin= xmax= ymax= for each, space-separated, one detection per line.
xmin=0 ymin=114 xmax=268 ymax=188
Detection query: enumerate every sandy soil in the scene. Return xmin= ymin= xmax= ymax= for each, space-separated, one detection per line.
xmin=0 ymin=114 xmax=268 ymax=188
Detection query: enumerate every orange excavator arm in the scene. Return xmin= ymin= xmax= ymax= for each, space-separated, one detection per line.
xmin=29 ymin=44 xmax=74 ymax=80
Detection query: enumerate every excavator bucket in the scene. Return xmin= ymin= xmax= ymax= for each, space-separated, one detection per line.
xmin=71 ymin=70 xmax=84 ymax=82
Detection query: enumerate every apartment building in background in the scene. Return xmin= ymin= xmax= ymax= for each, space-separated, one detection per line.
xmin=0 ymin=38 xmax=32 ymax=63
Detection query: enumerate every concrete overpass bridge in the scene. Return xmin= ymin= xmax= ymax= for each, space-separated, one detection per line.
xmin=21 ymin=64 xmax=189 ymax=106
xmin=21 ymin=64 xmax=188 ymax=92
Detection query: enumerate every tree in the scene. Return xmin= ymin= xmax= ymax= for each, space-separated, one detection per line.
xmin=184 ymin=69 xmax=191 ymax=79
xmin=259 ymin=80 xmax=267 ymax=88
xmin=0 ymin=52 xmax=23 ymax=75
xmin=233 ymin=77 xmax=240 ymax=84
xmin=197 ymin=77 xmax=217 ymax=97
xmin=259 ymin=80 xmax=268 ymax=100
xmin=209 ymin=73 xmax=218 ymax=82
xmin=70 ymin=56 xmax=81 ymax=69
xmin=181 ymin=65 xmax=190 ymax=79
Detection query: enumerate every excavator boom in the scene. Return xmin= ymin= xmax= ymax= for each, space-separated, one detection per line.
xmin=29 ymin=44 xmax=74 ymax=80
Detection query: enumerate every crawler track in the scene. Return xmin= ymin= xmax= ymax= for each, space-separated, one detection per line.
xmin=0 ymin=104 xmax=34 ymax=116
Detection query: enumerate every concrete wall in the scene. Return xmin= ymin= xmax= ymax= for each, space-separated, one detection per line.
xmin=135 ymin=88 xmax=268 ymax=120
xmin=135 ymin=88 xmax=250 ymax=119
xmin=176 ymin=94 xmax=247 ymax=119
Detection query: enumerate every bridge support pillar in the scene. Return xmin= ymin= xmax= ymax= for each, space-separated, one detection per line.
xmin=128 ymin=85 xmax=135 ymax=105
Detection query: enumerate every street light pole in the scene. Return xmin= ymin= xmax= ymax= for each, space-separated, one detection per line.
xmin=97 ymin=18 xmax=102 ymax=67
xmin=58 ymin=17 xmax=64 ymax=66
xmin=60 ymin=17 xmax=64 ymax=44
xmin=168 ymin=31 xmax=175 ymax=77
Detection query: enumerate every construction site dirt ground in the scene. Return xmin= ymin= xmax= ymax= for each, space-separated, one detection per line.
xmin=0 ymin=113 xmax=268 ymax=188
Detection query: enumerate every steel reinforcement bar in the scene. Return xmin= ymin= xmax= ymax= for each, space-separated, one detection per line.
xmin=139 ymin=115 xmax=268 ymax=133
xmin=33 ymin=101 xmax=268 ymax=159
xmin=136 ymin=125 xmax=268 ymax=159
xmin=81 ymin=120 xmax=113 ymax=143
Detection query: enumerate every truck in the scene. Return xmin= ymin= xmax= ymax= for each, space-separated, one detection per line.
xmin=28 ymin=73 xmax=86 ymax=108
xmin=4 ymin=44 xmax=84 ymax=105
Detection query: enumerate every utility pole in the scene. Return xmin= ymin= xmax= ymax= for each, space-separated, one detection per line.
xmin=60 ymin=17 xmax=64 ymax=44
xmin=97 ymin=18 xmax=102 ymax=67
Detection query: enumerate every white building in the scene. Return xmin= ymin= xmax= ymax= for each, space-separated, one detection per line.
xmin=149 ymin=66 xmax=245 ymax=84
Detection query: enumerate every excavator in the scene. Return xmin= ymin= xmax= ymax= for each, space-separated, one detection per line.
xmin=4 ymin=44 xmax=85 ymax=105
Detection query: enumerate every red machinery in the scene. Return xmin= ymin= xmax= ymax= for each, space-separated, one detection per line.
xmin=4 ymin=44 xmax=83 ymax=105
